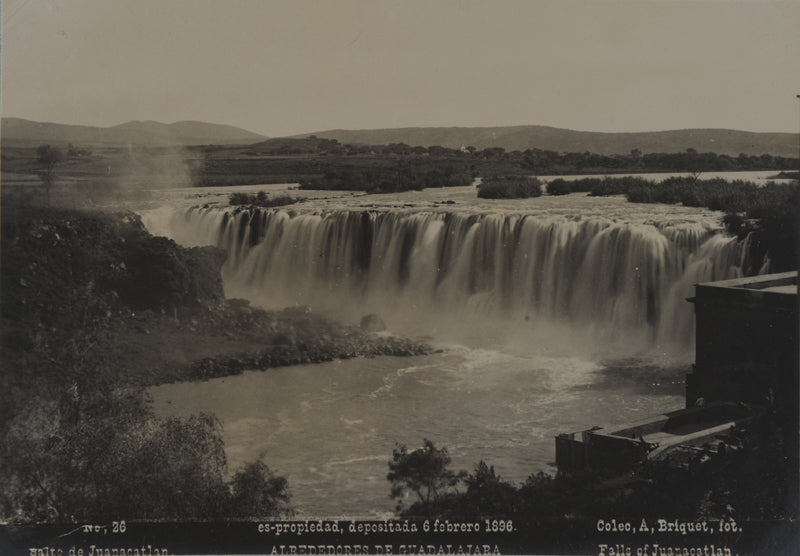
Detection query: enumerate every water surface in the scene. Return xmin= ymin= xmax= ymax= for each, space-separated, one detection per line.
xmin=151 ymin=348 xmax=684 ymax=517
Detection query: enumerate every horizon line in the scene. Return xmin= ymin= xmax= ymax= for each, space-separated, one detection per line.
xmin=2 ymin=115 xmax=799 ymax=139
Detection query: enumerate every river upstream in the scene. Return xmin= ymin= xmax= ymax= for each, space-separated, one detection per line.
xmin=140 ymin=175 xmax=774 ymax=518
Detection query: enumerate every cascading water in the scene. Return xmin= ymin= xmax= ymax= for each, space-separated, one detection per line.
xmin=143 ymin=203 xmax=754 ymax=357
xmin=143 ymin=192 xmax=765 ymax=516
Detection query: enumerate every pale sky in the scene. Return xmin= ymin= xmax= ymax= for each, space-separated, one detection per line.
xmin=2 ymin=0 xmax=799 ymax=137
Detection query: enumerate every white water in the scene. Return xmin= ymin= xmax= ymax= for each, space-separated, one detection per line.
xmin=142 ymin=188 xmax=751 ymax=357
xmin=142 ymin=185 xmax=760 ymax=517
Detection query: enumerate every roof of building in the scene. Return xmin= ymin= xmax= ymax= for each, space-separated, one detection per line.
xmin=698 ymin=271 xmax=797 ymax=296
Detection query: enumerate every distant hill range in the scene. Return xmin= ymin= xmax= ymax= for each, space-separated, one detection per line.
xmin=1 ymin=118 xmax=267 ymax=147
xmin=295 ymin=126 xmax=799 ymax=157
xmin=3 ymin=118 xmax=796 ymax=157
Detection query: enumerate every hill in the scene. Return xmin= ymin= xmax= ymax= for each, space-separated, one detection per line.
xmin=1 ymin=118 xmax=267 ymax=147
xmin=293 ymin=126 xmax=799 ymax=157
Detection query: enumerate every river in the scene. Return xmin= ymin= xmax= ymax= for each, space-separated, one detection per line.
xmin=142 ymin=177 xmax=770 ymax=518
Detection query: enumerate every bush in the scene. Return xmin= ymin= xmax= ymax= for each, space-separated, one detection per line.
xmin=477 ymin=176 xmax=543 ymax=199
xmin=476 ymin=173 xmax=797 ymax=272
xmin=387 ymin=434 xmax=796 ymax=523
xmin=545 ymin=179 xmax=572 ymax=195
xmin=569 ymin=178 xmax=603 ymax=193
xmin=300 ymin=161 xmax=474 ymax=193
xmin=229 ymin=460 xmax=292 ymax=518
xmin=589 ymin=176 xmax=651 ymax=197
xmin=229 ymin=192 xmax=303 ymax=208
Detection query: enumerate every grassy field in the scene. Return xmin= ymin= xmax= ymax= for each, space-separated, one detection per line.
xmin=4 ymin=135 xmax=797 ymax=195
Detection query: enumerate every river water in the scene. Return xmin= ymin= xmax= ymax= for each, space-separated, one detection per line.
xmin=142 ymin=178 xmax=770 ymax=518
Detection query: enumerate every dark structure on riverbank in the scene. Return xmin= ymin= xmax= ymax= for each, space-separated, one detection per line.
xmin=556 ymin=271 xmax=798 ymax=473
xmin=687 ymin=271 xmax=798 ymax=419
xmin=688 ymin=271 xmax=799 ymax=487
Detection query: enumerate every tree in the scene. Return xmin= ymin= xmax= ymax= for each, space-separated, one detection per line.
xmin=387 ymin=439 xmax=466 ymax=513
xmin=462 ymin=461 xmax=518 ymax=517
xmin=229 ymin=460 xmax=292 ymax=518
xmin=36 ymin=144 xmax=63 ymax=205
xmin=480 ymin=147 xmax=505 ymax=159
xmin=1 ymin=383 xmax=294 ymax=521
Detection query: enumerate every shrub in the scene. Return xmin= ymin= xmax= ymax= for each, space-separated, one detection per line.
xmin=546 ymin=179 xmax=572 ymax=195
xmin=386 ymin=435 xmax=795 ymax=523
xmin=569 ymin=178 xmax=602 ymax=193
xmin=589 ymin=176 xmax=651 ymax=197
xmin=229 ymin=192 xmax=304 ymax=208
xmin=229 ymin=460 xmax=292 ymax=518
xmin=299 ymin=162 xmax=474 ymax=193
xmin=477 ymin=176 xmax=543 ymax=199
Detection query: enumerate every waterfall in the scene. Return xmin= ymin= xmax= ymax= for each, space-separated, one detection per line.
xmin=143 ymin=205 xmax=753 ymax=356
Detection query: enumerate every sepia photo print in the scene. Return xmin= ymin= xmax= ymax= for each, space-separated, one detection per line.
xmin=1 ymin=1 xmax=798 ymax=555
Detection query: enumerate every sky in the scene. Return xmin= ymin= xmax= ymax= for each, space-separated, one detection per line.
xmin=2 ymin=0 xmax=799 ymax=137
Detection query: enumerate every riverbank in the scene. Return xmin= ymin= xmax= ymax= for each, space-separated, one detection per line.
xmin=103 ymin=301 xmax=431 ymax=386
xmin=0 ymin=199 xmax=432 ymax=522
xmin=2 ymin=203 xmax=430 ymax=390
